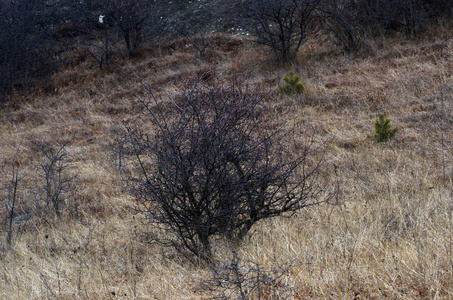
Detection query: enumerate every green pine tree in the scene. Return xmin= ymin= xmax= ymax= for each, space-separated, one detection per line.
xmin=279 ymin=72 xmax=306 ymax=95
xmin=368 ymin=113 xmax=398 ymax=142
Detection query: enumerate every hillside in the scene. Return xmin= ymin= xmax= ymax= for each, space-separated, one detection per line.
xmin=1 ymin=22 xmax=453 ymax=298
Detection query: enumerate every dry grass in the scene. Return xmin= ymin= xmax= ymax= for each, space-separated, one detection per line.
xmin=1 ymin=24 xmax=453 ymax=298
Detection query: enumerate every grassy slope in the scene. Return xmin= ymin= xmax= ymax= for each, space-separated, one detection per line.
xmin=0 ymin=24 xmax=453 ymax=298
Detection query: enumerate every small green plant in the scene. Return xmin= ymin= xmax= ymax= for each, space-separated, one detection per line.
xmin=279 ymin=72 xmax=306 ymax=95
xmin=368 ymin=113 xmax=398 ymax=142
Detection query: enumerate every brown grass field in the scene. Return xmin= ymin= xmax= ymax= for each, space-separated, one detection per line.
xmin=1 ymin=22 xmax=453 ymax=299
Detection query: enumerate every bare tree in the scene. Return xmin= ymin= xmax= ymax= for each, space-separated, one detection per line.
xmin=245 ymin=0 xmax=321 ymax=61
xmin=318 ymin=0 xmax=366 ymax=53
xmin=32 ymin=139 xmax=76 ymax=218
xmin=124 ymin=81 xmax=328 ymax=260
xmin=109 ymin=0 xmax=161 ymax=56
xmin=70 ymin=0 xmax=121 ymax=69
xmin=354 ymin=0 xmax=428 ymax=37
xmin=71 ymin=0 xmax=163 ymax=67
xmin=1 ymin=151 xmax=26 ymax=246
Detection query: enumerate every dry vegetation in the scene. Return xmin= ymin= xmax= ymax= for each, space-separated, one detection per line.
xmin=1 ymin=22 xmax=453 ymax=299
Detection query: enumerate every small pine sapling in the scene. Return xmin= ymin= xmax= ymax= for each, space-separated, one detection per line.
xmin=279 ymin=72 xmax=306 ymax=95
xmin=368 ymin=113 xmax=398 ymax=142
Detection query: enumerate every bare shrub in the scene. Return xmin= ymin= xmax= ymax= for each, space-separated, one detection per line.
xmin=181 ymin=30 xmax=213 ymax=60
xmin=201 ymin=250 xmax=297 ymax=299
xmin=0 ymin=150 xmax=27 ymax=246
xmin=70 ymin=0 xmax=163 ymax=68
xmin=318 ymin=0 xmax=366 ymax=53
xmin=355 ymin=0 xmax=428 ymax=38
xmin=245 ymin=0 xmax=321 ymax=61
xmin=319 ymin=0 xmax=451 ymax=47
xmin=124 ymin=81 xmax=328 ymax=260
xmin=31 ymin=139 xmax=76 ymax=218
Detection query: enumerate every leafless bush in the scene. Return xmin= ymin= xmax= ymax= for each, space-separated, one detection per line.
xmin=354 ymin=0 xmax=428 ymax=38
xmin=0 ymin=150 xmax=27 ymax=246
xmin=201 ymin=250 xmax=297 ymax=299
xmin=32 ymin=139 xmax=76 ymax=218
xmin=182 ymin=29 xmax=213 ymax=60
xmin=70 ymin=0 xmax=164 ymax=68
xmin=245 ymin=0 xmax=321 ymax=61
xmin=123 ymin=81 xmax=328 ymax=260
xmin=319 ymin=0 xmax=451 ymax=50
xmin=318 ymin=0 xmax=366 ymax=53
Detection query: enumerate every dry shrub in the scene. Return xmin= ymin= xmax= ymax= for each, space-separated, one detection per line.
xmin=125 ymin=81 xmax=329 ymax=261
